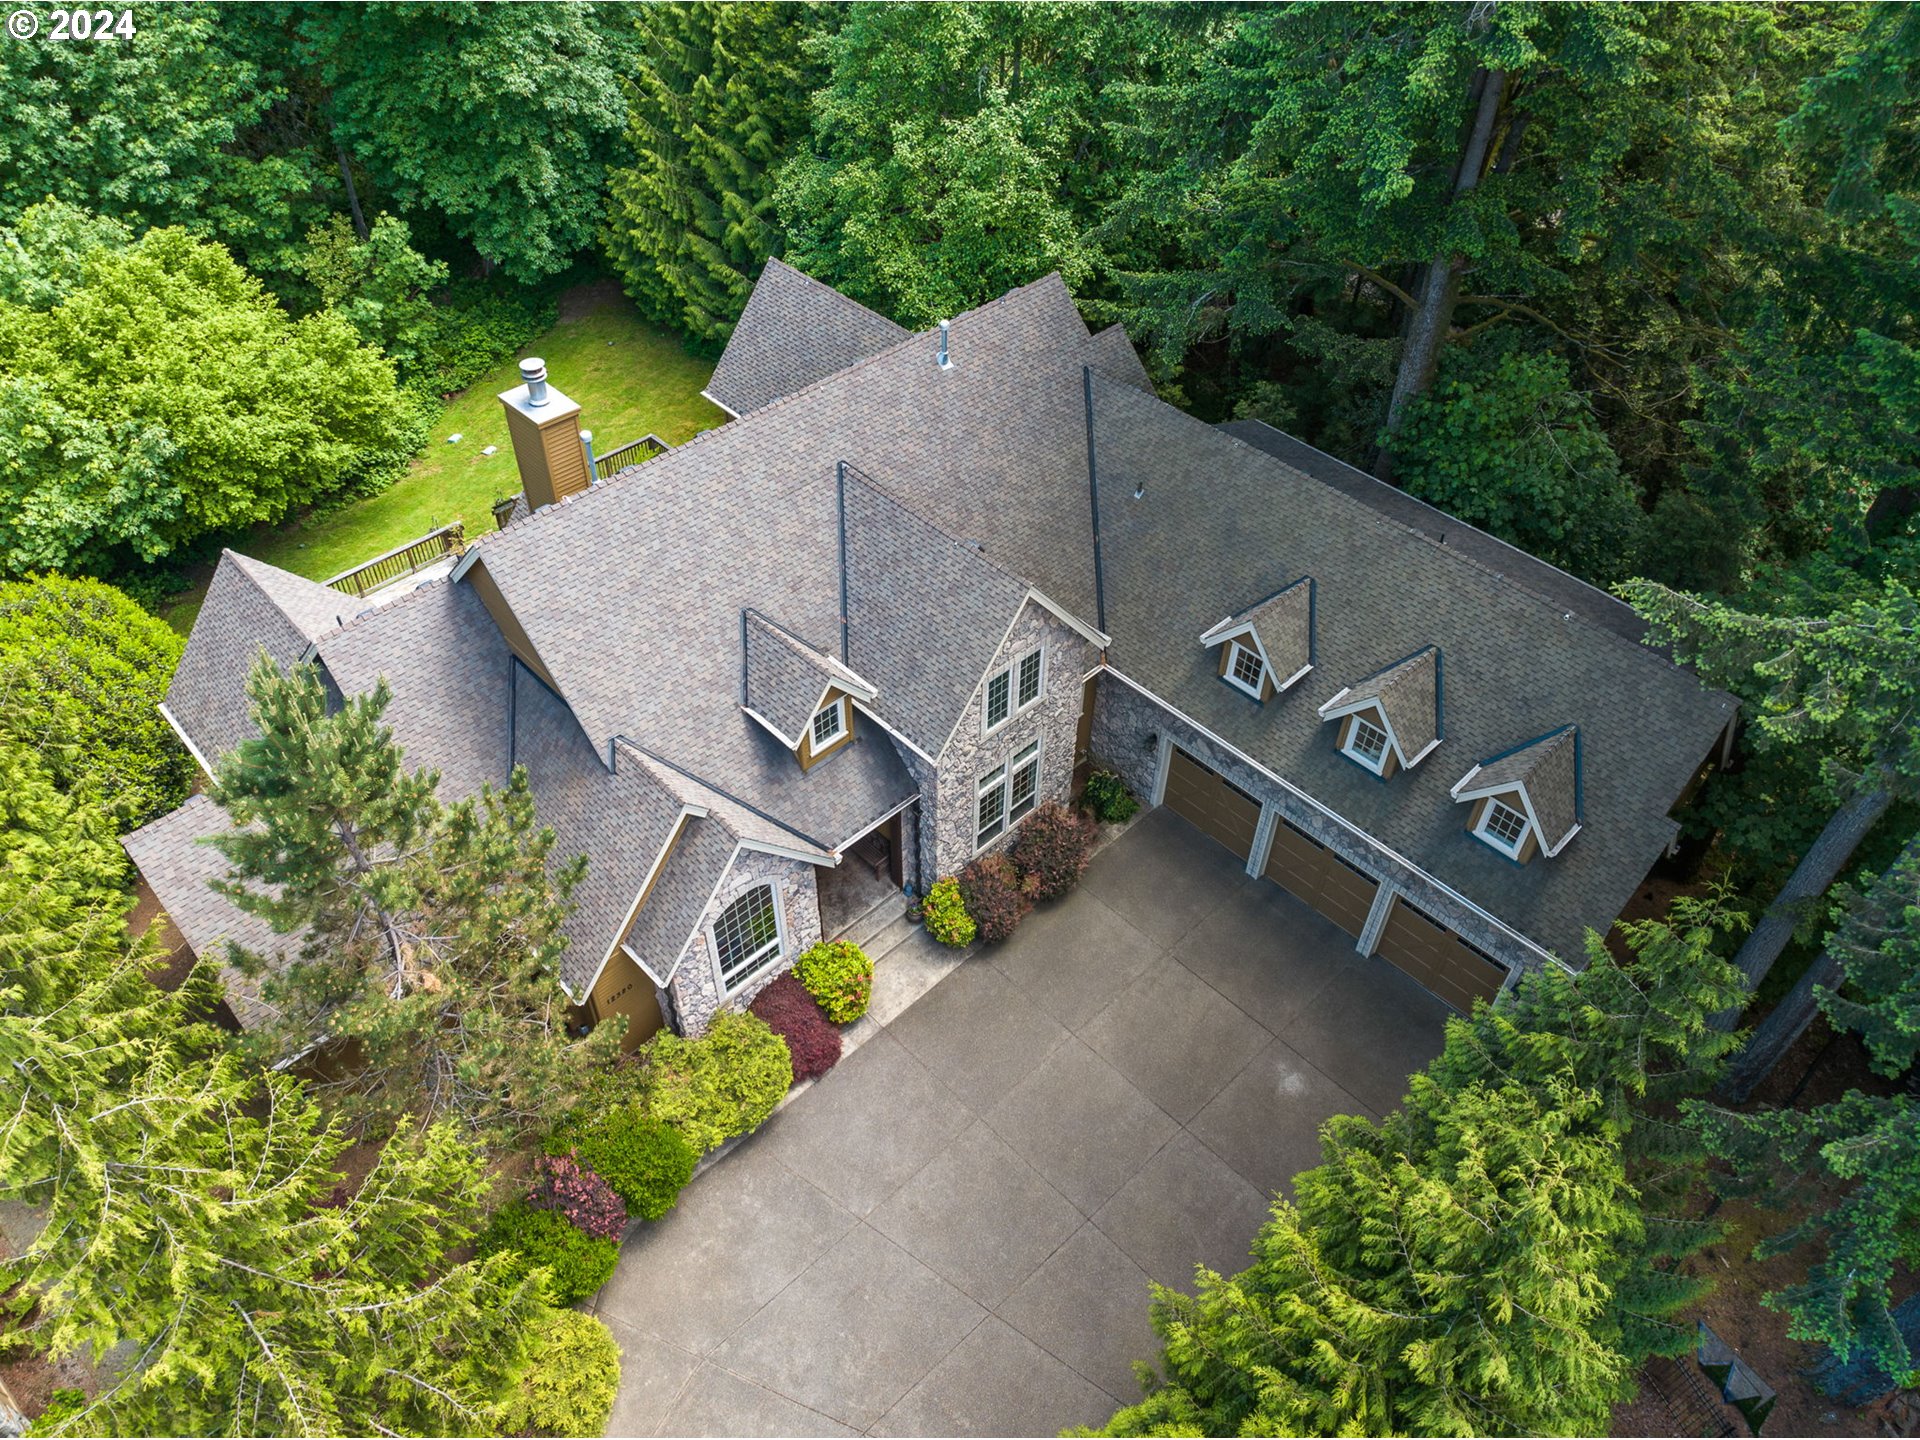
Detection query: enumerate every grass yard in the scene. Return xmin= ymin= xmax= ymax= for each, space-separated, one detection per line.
xmin=243 ymin=283 xmax=725 ymax=588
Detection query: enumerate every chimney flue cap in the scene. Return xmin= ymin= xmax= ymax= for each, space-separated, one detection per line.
xmin=519 ymin=357 xmax=550 ymax=407
xmin=936 ymin=320 xmax=952 ymax=370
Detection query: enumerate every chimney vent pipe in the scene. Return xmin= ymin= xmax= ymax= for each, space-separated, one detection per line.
xmin=519 ymin=357 xmax=549 ymax=407
xmin=936 ymin=320 xmax=952 ymax=370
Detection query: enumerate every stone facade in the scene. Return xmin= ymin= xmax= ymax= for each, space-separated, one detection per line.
xmin=665 ymin=847 xmax=823 ymax=1036
xmin=913 ymin=602 xmax=1099 ymax=884
xmin=1090 ymin=672 xmax=1538 ymax=981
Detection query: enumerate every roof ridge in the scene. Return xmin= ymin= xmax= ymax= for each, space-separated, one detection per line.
xmin=1127 ymin=387 xmax=1732 ymax=694
xmin=839 ymin=460 xmax=1036 ymax=601
xmin=472 ymin=273 xmax=1089 ymax=553
xmin=627 ymin=743 xmax=833 ymax=854
xmin=1351 ymin=643 xmax=1437 ymax=687
xmin=314 ymin=570 xmax=454 ymax=641
xmin=221 ymin=549 xmax=348 ymax=639
xmin=760 ymin=257 xmax=909 ymax=336
xmin=1474 ymin=722 xmax=1577 ymax=769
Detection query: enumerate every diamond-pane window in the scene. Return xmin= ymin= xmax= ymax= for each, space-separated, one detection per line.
xmin=713 ymin=885 xmax=781 ymax=989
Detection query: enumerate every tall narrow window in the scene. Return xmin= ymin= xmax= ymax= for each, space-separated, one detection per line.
xmin=713 ymin=884 xmax=782 ymax=990
xmin=984 ymin=671 xmax=1011 ymax=731
xmin=982 ymin=644 xmax=1045 ymax=736
xmin=1009 ymin=741 xmax=1041 ymax=822
xmin=976 ymin=763 xmax=1008 ymax=846
xmin=1017 ymin=649 xmax=1043 ymax=708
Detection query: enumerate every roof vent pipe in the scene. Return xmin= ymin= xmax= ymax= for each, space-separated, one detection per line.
xmin=936 ymin=320 xmax=952 ymax=370
xmin=519 ymin=357 xmax=549 ymax=407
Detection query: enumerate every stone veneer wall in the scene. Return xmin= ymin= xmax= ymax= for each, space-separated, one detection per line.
xmin=914 ymin=603 xmax=1099 ymax=884
xmin=665 ymin=848 xmax=823 ymax=1036
xmin=1089 ymin=671 xmax=1540 ymax=980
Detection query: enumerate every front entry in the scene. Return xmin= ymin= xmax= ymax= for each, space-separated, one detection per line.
xmin=1374 ymin=896 xmax=1509 ymax=1013
xmin=1162 ymin=746 xmax=1261 ymax=859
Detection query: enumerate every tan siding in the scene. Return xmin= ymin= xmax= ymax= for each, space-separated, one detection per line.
xmin=795 ymin=688 xmax=854 ymax=771
xmin=1216 ymin=642 xmax=1232 ymax=677
xmin=587 ymin=947 xmax=663 ymax=1051
xmin=465 ymin=558 xmax=559 ymax=690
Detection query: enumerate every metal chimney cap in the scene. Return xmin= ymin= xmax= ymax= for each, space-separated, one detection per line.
xmin=519 ymin=357 xmax=550 ymax=406
xmin=936 ymin=319 xmax=953 ymax=370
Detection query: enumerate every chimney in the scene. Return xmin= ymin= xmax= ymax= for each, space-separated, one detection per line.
xmin=936 ymin=319 xmax=952 ymax=370
xmin=498 ymin=358 xmax=588 ymax=513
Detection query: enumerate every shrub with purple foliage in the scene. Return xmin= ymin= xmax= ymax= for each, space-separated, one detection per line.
xmin=526 ymin=1152 xmax=627 ymax=1241
xmin=1011 ymin=801 xmax=1096 ymax=901
xmin=749 ymin=972 xmax=843 ymax=1083
xmin=957 ymin=851 xmax=1031 ymax=944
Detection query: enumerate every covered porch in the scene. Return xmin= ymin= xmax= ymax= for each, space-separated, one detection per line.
xmin=817 ymin=806 xmax=911 ymax=939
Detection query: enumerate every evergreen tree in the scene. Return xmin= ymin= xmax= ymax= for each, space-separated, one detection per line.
xmin=211 ymin=657 xmax=620 ymax=1142
xmin=604 ymin=3 xmax=827 ymax=346
xmin=1688 ymin=842 xmax=1920 ymax=1385
xmin=1085 ymin=900 xmax=1747 ymax=1437
xmin=1621 ymin=577 xmax=1920 ymax=1022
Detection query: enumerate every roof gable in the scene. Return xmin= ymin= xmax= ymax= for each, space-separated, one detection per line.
xmin=741 ymin=609 xmax=878 ymax=750
xmin=1200 ymin=577 xmax=1315 ymax=690
xmin=1319 ymin=645 xmax=1443 ymax=768
xmin=704 ymin=257 xmax=909 ymax=416
xmin=1452 ymin=725 xmax=1583 ymax=855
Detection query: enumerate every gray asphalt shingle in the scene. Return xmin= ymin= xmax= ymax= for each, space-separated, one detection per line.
xmin=706 ymin=257 xmax=909 ymax=416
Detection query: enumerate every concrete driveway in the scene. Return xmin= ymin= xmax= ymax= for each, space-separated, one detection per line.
xmin=593 ymin=806 xmax=1452 ymax=1437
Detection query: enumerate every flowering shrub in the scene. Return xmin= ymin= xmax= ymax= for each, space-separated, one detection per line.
xmin=493 ymin=1306 xmax=621 ymax=1438
xmin=546 ymin=1106 xmax=695 ymax=1222
xmin=957 ymin=852 xmax=1031 ymax=944
xmin=1011 ymin=800 xmax=1096 ymax=901
xmin=475 ymin=1201 xmax=619 ymax=1306
xmin=1082 ymin=768 xmax=1139 ymax=824
xmin=526 ymin=1153 xmax=627 ymax=1241
xmin=749 ymin=972 xmax=843 ymax=1082
xmin=792 ymin=939 xmax=873 ymax=1023
xmin=922 ymin=877 xmax=977 ymax=947
xmin=638 ymin=1009 xmax=791 ymax=1153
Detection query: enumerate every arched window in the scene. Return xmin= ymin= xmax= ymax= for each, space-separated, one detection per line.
xmin=712 ymin=883 xmax=782 ymax=991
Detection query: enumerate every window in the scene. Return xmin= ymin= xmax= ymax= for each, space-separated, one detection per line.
xmin=1226 ymin=641 xmax=1267 ymax=698
xmin=712 ymin=884 xmax=782 ymax=990
xmin=1345 ymin=713 xmax=1390 ymax=772
xmin=977 ymin=743 xmax=1043 ymax=848
xmin=1478 ymin=798 xmax=1530 ymax=856
xmin=810 ymin=697 xmax=847 ymax=750
xmin=983 ymin=645 xmax=1044 ymax=735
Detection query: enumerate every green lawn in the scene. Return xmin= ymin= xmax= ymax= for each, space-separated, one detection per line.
xmin=246 ymin=289 xmax=726 ymax=586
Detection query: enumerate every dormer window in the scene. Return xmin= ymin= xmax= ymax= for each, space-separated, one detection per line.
xmin=1478 ymin=797 xmax=1529 ymax=855
xmin=1344 ymin=712 xmax=1392 ymax=773
xmin=811 ymin=698 xmax=847 ymax=750
xmin=1226 ymin=641 xmax=1267 ymax=698
xmin=984 ymin=644 xmax=1044 ymax=735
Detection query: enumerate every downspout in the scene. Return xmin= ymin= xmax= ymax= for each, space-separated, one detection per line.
xmin=1082 ymin=367 xmax=1108 ymax=637
xmin=836 ymin=460 xmax=852 ymax=663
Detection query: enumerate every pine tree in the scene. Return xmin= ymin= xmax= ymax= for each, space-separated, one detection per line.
xmin=1085 ymin=898 xmax=1747 ymax=1437
xmin=210 ymin=656 xmax=620 ymax=1143
xmin=603 ymin=3 xmax=827 ymax=346
xmin=1687 ymin=842 xmax=1920 ymax=1385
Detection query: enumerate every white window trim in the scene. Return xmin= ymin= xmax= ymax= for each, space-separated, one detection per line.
xmin=981 ymin=643 xmax=1046 ymax=738
xmin=710 ymin=882 xmax=788 ymax=995
xmin=1343 ymin=710 xmax=1394 ymax=775
xmin=1224 ymin=639 xmax=1268 ymax=699
xmin=973 ymin=738 xmax=1044 ymax=852
xmin=1474 ymin=797 xmax=1532 ymax=858
xmin=810 ymin=696 xmax=848 ymax=750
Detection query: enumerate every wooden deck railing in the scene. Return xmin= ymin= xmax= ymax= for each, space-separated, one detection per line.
xmin=325 ymin=522 xmax=465 ymax=599
xmin=592 ymin=433 xmax=671 ymax=482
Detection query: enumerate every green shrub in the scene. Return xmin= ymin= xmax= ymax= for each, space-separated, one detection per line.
xmin=792 ymin=939 xmax=874 ymax=1023
xmin=474 ymin=1200 xmax=619 ymax=1306
xmin=494 ymin=1306 xmax=621 ymax=1439
xmin=547 ymin=1104 xmax=696 ymax=1222
xmin=1082 ymin=769 xmax=1139 ymax=825
xmin=639 ymin=1009 xmax=791 ymax=1154
xmin=923 ymin=877 xmax=976 ymax=947
xmin=26 ymin=1388 xmax=87 ymax=1437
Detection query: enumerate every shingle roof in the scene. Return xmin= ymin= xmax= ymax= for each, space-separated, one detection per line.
xmin=1092 ymin=373 xmax=1735 ymax=964
xmin=1204 ymin=578 xmax=1314 ymax=683
xmin=1326 ymin=645 xmax=1442 ymax=765
xmin=704 ymin=257 xmax=909 ymax=416
xmin=741 ymin=609 xmax=877 ymax=749
xmin=166 ymin=551 xmax=349 ymax=761
xmin=121 ymin=795 xmax=285 ymax=1029
xmin=1456 ymin=725 xmax=1582 ymax=854
xmin=1086 ymin=323 xmax=1153 ymax=392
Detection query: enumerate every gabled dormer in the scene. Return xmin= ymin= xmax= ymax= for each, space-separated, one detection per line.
xmin=1317 ymin=645 xmax=1443 ymax=779
xmin=1198 ymin=577 xmax=1315 ymax=703
xmin=1450 ymin=725 xmax=1582 ymax=862
xmin=739 ymin=610 xmax=879 ymax=770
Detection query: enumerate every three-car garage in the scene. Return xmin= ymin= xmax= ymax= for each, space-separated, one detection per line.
xmin=1158 ymin=744 xmax=1511 ymax=1013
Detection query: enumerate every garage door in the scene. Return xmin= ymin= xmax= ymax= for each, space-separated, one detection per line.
xmin=1375 ymin=898 xmax=1509 ymax=1013
xmin=1163 ymin=746 xmax=1260 ymax=860
xmin=1262 ymin=818 xmax=1379 ymax=937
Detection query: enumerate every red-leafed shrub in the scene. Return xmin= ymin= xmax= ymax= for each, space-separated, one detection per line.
xmin=957 ymin=851 xmax=1031 ymax=944
xmin=1011 ymin=801 xmax=1096 ymax=901
xmin=526 ymin=1153 xmax=627 ymax=1241
xmin=749 ymin=972 xmax=843 ymax=1083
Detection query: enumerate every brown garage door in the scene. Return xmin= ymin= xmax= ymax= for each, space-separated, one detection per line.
xmin=1375 ymin=898 xmax=1510 ymax=1013
xmin=1262 ymin=818 xmax=1378 ymax=937
xmin=1163 ymin=746 xmax=1260 ymax=860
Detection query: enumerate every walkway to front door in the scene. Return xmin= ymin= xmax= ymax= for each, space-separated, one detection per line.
xmin=593 ymin=805 xmax=1453 ymax=1437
